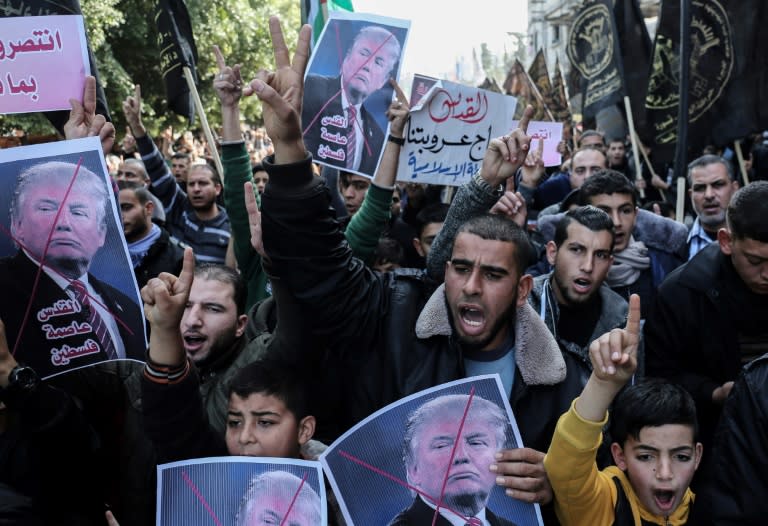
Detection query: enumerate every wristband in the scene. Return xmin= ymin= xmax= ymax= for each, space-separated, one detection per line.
xmin=387 ymin=134 xmax=405 ymax=146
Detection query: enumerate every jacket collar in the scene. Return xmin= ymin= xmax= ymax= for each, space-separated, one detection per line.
xmin=415 ymin=284 xmax=566 ymax=386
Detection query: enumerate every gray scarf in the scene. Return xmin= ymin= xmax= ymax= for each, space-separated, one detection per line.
xmin=607 ymin=236 xmax=651 ymax=287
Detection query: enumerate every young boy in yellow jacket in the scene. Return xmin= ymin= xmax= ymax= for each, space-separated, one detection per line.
xmin=544 ymin=295 xmax=703 ymax=525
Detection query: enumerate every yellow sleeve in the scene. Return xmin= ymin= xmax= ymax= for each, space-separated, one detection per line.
xmin=544 ymin=399 xmax=619 ymax=526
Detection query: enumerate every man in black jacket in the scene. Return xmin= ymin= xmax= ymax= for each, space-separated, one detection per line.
xmin=246 ymin=17 xmax=594 ymax=511
xmin=118 ymin=182 xmax=184 ymax=288
xmin=645 ymin=181 xmax=768 ymax=489
xmin=701 ymin=352 xmax=768 ymax=525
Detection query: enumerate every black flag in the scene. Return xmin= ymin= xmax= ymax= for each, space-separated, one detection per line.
xmin=155 ymin=0 xmax=198 ymax=122
xmin=614 ymin=0 xmax=652 ymax=136
xmin=644 ymin=0 xmax=768 ymax=163
xmin=567 ymin=0 xmax=624 ymax=120
xmin=0 ymin=0 xmax=111 ymax=134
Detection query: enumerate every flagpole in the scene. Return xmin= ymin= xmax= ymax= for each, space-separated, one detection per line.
xmin=623 ymin=96 xmax=646 ymax=199
xmin=672 ymin=0 xmax=692 ymax=183
xmin=734 ymin=140 xmax=751 ymax=185
xmin=183 ymin=66 xmax=224 ymax=182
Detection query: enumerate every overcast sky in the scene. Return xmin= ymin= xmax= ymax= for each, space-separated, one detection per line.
xmin=353 ymin=0 xmax=528 ymax=79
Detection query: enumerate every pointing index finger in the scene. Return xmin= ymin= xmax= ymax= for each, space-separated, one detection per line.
xmin=518 ymin=105 xmax=534 ymax=135
xmin=134 ymin=84 xmax=141 ymax=107
xmin=625 ymin=294 xmax=641 ymax=336
xmin=177 ymin=247 xmax=195 ymax=292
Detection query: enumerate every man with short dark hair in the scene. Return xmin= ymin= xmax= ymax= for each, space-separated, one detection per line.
xmin=533 ymin=147 xmax=608 ymax=216
xmin=123 ymin=86 xmax=231 ymax=265
xmin=606 ymin=138 xmax=629 ymax=177
xmin=115 ymin=159 xmax=166 ymax=224
xmin=390 ymin=394 xmax=517 ymax=526
xmin=578 ymin=130 xmax=606 ymax=152
xmin=118 ymin=181 xmax=183 ymax=288
xmin=170 ymin=152 xmax=191 ymax=189
xmin=645 ymin=181 xmax=768 ymax=489
xmin=686 ymin=154 xmax=739 ymax=259
xmin=412 ymin=203 xmax=448 ymax=259
xmin=528 ymin=206 xmax=631 ymax=377
xmin=577 ymin=169 xmax=686 ymax=317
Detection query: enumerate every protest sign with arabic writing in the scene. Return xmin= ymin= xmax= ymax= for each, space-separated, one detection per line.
xmin=0 ymin=137 xmax=146 ymax=379
xmin=321 ymin=375 xmax=543 ymax=526
xmin=157 ymin=457 xmax=327 ymax=525
xmin=301 ymin=11 xmax=410 ymax=178
xmin=397 ymin=79 xmax=517 ymax=186
xmin=511 ymin=120 xmax=564 ymax=167
xmin=0 ymin=15 xmax=90 ymax=114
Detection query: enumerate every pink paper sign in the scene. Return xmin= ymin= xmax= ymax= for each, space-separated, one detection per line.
xmin=510 ymin=120 xmax=564 ymax=167
xmin=0 ymin=15 xmax=90 ymax=114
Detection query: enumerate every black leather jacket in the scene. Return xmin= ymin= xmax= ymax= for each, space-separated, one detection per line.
xmin=260 ymin=155 xmax=585 ymax=454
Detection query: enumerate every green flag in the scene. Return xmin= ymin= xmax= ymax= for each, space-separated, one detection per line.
xmin=302 ymin=0 xmax=354 ymax=47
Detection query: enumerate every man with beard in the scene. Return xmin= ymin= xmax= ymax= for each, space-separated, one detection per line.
xmin=118 ymin=182 xmax=184 ymax=288
xmin=246 ymin=17 xmax=588 ymax=516
xmin=174 ymin=263 xmax=252 ymax=434
xmin=123 ymin=85 xmax=231 ymax=264
xmin=527 ymin=206 xmax=632 ymax=380
xmin=390 ymin=395 xmax=517 ymax=526
xmin=686 ymin=155 xmax=739 ymax=259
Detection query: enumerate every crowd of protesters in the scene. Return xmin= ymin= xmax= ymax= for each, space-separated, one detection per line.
xmin=0 ymin=15 xmax=767 ymax=526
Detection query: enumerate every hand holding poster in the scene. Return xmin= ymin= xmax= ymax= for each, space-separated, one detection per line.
xmin=397 ymin=79 xmax=518 ymax=186
xmin=301 ymin=11 xmax=410 ymax=178
xmin=0 ymin=137 xmax=146 ymax=379
xmin=0 ymin=15 xmax=90 ymax=114
xmin=321 ymin=375 xmax=543 ymax=525
xmin=157 ymin=457 xmax=327 ymax=525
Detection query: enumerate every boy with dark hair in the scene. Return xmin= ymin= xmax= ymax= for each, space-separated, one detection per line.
xmin=545 ymin=295 xmax=703 ymax=525
xmin=412 ymin=203 xmax=448 ymax=259
xmin=577 ymin=169 xmax=686 ymax=318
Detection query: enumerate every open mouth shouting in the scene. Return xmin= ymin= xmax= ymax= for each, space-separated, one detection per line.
xmin=458 ymin=304 xmax=486 ymax=335
xmin=182 ymin=331 xmax=207 ymax=354
xmin=652 ymin=488 xmax=677 ymax=514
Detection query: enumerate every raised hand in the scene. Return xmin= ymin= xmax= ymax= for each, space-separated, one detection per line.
xmin=490 ymin=177 xmax=527 ymax=228
xmin=244 ymin=181 xmax=265 ymax=258
xmin=64 ymin=76 xmax=115 ymax=155
xmin=122 ymin=84 xmax=146 ymax=138
xmin=480 ymin=105 xmax=534 ymax=188
xmin=589 ymin=293 xmax=640 ymax=383
xmin=213 ymin=45 xmax=243 ymax=109
xmin=386 ymin=78 xmax=410 ymax=138
xmin=243 ymin=17 xmax=311 ymax=164
xmin=520 ymin=137 xmax=545 ymax=188
xmin=141 ymin=248 xmax=195 ymax=333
